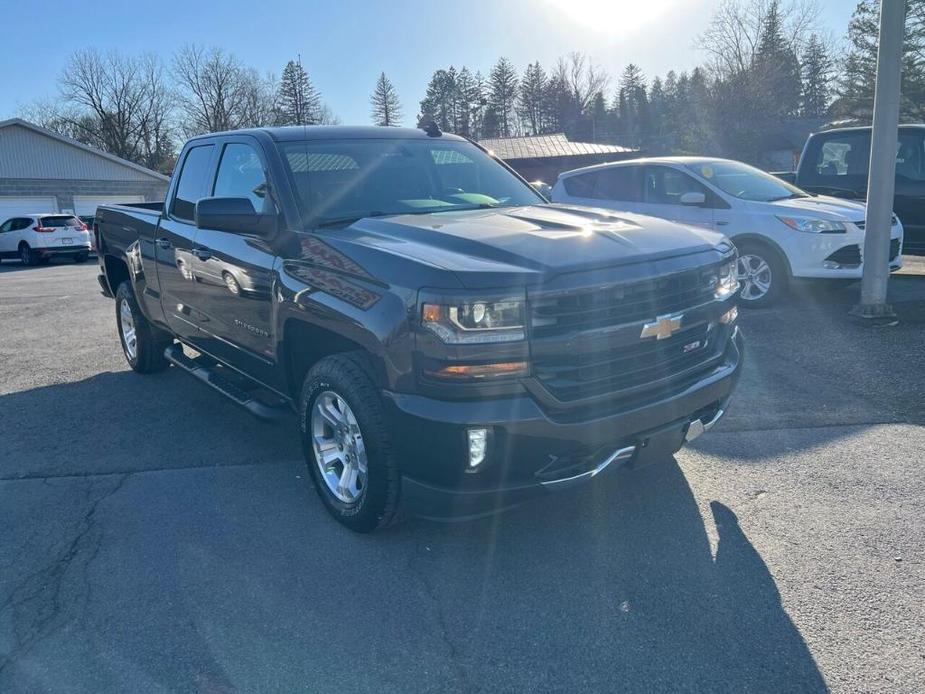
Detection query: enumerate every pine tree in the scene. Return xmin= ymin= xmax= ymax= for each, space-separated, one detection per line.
xmin=801 ymin=34 xmax=832 ymax=118
xmin=517 ymin=61 xmax=547 ymax=135
xmin=836 ymin=0 xmax=925 ymax=121
xmin=370 ymin=72 xmax=402 ymax=126
xmin=277 ymin=58 xmax=321 ymax=125
xmin=488 ymin=57 xmax=519 ymax=138
xmin=616 ymin=64 xmax=648 ymax=147
xmin=752 ymin=0 xmax=802 ymax=119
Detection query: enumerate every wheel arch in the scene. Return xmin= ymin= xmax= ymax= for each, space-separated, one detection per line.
xmin=282 ymin=318 xmax=388 ymax=401
xmin=102 ymin=253 xmax=130 ymax=296
xmin=729 ymin=233 xmax=793 ymax=278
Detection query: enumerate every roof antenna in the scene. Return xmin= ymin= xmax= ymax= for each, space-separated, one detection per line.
xmin=421 ymin=120 xmax=442 ymax=137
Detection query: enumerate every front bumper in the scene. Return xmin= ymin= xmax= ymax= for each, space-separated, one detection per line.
xmin=787 ymin=230 xmax=903 ymax=278
xmin=387 ymin=327 xmax=744 ymax=520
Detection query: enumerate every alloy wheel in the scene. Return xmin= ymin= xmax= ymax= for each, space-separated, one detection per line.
xmin=119 ymin=298 xmax=138 ymax=360
xmin=310 ymin=391 xmax=368 ymax=504
xmin=737 ymin=254 xmax=772 ymax=301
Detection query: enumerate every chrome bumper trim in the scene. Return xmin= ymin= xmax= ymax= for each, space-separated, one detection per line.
xmin=540 ymin=445 xmax=637 ymax=491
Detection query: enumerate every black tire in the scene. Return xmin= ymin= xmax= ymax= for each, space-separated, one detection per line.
xmin=299 ymin=352 xmax=400 ymax=532
xmin=19 ymin=244 xmax=37 ymax=267
xmin=735 ymin=241 xmax=788 ymax=308
xmin=74 ymin=253 xmax=88 ymax=263
xmin=115 ymin=281 xmax=172 ymax=373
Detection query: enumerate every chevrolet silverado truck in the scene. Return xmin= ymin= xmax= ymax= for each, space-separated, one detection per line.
xmin=96 ymin=125 xmax=743 ymax=532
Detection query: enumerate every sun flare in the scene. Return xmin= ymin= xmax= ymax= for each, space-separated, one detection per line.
xmin=545 ymin=0 xmax=678 ymax=33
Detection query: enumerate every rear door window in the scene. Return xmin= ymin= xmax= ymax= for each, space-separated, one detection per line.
xmin=592 ymin=167 xmax=642 ymax=202
xmin=171 ymin=144 xmax=216 ymax=221
xmin=562 ymin=172 xmax=597 ymax=198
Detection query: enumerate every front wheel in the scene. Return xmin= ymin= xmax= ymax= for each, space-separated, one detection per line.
xmin=299 ymin=353 xmax=401 ymax=532
xmin=735 ymin=242 xmax=788 ymax=308
xmin=115 ymin=281 xmax=172 ymax=373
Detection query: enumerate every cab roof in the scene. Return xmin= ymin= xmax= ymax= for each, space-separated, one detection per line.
xmin=189 ymin=125 xmax=469 ymax=143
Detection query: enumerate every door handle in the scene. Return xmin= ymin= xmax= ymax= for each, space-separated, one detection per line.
xmin=716 ymin=220 xmax=730 ymax=226
xmin=155 ymin=237 xmax=172 ymax=249
xmin=192 ymin=247 xmax=212 ymax=261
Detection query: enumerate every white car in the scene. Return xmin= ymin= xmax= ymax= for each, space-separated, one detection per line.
xmin=551 ymin=157 xmax=904 ymax=306
xmin=0 ymin=214 xmax=93 ymax=266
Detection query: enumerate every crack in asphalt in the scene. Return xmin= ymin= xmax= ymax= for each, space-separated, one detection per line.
xmin=405 ymin=543 xmax=479 ymax=693
xmin=0 ymin=473 xmax=128 ymax=675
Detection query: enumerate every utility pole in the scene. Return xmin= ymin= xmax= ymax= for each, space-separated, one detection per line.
xmin=851 ymin=0 xmax=906 ymax=323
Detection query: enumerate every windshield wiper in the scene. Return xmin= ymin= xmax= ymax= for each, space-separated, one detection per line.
xmin=767 ymin=193 xmax=809 ymax=202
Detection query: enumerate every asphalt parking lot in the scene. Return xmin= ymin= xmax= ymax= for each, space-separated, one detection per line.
xmin=1 ymin=258 xmax=924 ymax=693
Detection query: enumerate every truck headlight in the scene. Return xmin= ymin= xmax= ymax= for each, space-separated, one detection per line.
xmin=777 ymin=216 xmax=846 ymax=233
xmin=422 ymin=299 xmax=525 ymax=344
xmin=714 ymin=260 xmax=738 ymax=300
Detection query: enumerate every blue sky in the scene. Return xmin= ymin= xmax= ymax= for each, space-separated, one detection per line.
xmin=0 ymin=0 xmax=855 ymax=126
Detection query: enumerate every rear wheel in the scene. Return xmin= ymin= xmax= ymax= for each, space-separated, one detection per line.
xmin=299 ymin=353 xmax=401 ymax=532
xmin=19 ymin=244 xmax=37 ymax=267
xmin=115 ymin=281 xmax=172 ymax=373
xmin=735 ymin=241 xmax=788 ymax=308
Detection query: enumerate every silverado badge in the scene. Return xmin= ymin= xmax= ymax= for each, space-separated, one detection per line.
xmin=640 ymin=313 xmax=684 ymax=340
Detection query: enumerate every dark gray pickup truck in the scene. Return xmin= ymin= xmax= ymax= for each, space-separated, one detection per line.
xmin=96 ymin=125 xmax=743 ymax=532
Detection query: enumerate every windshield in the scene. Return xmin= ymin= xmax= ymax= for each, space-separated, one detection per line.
xmin=685 ymin=160 xmax=810 ymax=202
xmin=279 ymin=138 xmax=545 ymax=226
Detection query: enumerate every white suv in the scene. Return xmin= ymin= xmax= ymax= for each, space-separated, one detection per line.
xmin=551 ymin=157 xmax=904 ymax=306
xmin=0 ymin=214 xmax=93 ymax=266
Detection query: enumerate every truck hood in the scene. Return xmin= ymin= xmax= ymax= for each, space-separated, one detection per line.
xmin=765 ymin=195 xmax=867 ymax=223
xmin=341 ymin=204 xmax=726 ymax=282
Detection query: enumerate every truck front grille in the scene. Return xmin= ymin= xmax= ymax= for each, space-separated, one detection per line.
xmin=530 ymin=268 xmax=716 ymax=339
xmin=529 ymin=267 xmax=726 ymax=403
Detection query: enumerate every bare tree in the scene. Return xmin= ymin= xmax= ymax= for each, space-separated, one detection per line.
xmin=172 ymin=45 xmax=255 ymax=135
xmin=555 ymin=52 xmax=610 ymax=117
xmin=698 ymin=0 xmax=821 ymax=78
xmin=59 ymin=48 xmax=171 ymax=162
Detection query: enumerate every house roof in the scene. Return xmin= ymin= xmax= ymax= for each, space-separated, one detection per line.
xmin=0 ymin=118 xmax=170 ymax=182
xmin=478 ymin=133 xmax=636 ymax=160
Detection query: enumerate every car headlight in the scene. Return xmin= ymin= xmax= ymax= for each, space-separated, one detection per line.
xmin=777 ymin=216 xmax=846 ymax=233
xmin=714 ymin=259 xmax=738 ymax=300
xmin=422 ymin=299 xmax=525 ymax=344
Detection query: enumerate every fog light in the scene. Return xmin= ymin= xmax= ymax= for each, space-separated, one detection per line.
xmin=822 ymin=260 xmax=840 ymax=270
xmin=720 ymin=306 xmax=738 ymax=324
xmin=467 ymin=428 xmax=489 ymax=469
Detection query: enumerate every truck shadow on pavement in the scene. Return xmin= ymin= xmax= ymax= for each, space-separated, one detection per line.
xmin=388 ymin=457 xmax=829 ymax=692
xmin=0 ymin=374 xmax=828 ymax=692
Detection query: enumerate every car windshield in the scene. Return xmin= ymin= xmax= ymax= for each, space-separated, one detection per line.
xmin=685 ymin=160 xmax=810 ymax=202
xmin=279 ymin=138 xmax=545 ymax=226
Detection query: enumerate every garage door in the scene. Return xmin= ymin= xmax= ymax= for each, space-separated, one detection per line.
xmin=73 ymin=195 xmax=145 ymax=216
xmin=0 ymin=196 xmax=58 ymax=220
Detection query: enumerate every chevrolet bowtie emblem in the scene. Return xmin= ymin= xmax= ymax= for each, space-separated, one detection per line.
xmin=640 ymin=313 xmax=684 ymax=340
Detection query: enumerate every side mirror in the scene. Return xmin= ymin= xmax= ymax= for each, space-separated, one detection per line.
xmin=195 ymin=197 xmax=276 ymax=236
xmin=680 ymin=191 xmax=707 ymax=206
xmin=531 ymin=181 xmax=552 ymax=201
